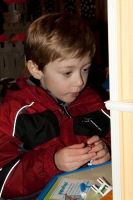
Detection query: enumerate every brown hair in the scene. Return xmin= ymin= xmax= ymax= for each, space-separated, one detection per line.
xmin=24 ymin=13 xmax=96 ymax=71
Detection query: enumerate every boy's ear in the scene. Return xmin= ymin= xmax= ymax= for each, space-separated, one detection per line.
xmin=27 ymin=60 xmax=43 ymax=79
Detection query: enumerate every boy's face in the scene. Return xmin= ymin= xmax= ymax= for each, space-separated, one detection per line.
xmin=40 ymin=55 xmax=91 ymax=103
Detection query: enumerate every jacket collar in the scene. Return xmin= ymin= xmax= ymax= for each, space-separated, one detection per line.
xmin=27 ymin=76 xmax=70 ymax=107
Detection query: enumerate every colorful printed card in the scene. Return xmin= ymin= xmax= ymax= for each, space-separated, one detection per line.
xmin=37 ymin=161 xmax=112 ymax=200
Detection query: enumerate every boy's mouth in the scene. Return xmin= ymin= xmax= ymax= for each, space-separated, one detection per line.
xmin=71 ymin=92 xmax=80 ymax=97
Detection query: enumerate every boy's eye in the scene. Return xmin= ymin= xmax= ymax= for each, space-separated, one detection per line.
xmin=63 ymin=72 xmax=71 ymax=76
xmin=82 ymin=68 xmax=89 ymax=73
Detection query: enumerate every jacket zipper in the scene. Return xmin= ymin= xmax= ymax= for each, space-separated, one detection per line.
xmin=60 ymin=103 xmax=72 ymax=118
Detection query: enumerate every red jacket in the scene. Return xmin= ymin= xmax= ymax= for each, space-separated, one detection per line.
xmin=0 ymin=78 xmax=110 ymax=199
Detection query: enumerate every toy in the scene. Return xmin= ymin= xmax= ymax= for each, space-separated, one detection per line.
xmin=80 ymin=183 xmax=91 ymax=192
xmin=101 ymin=190 xmax=113 ymax=200
xmin=0 ymin=0 xmax=31 ymax=79
xmin=65 ymin=194 xmax=76 ymax=200
xmin=87 ymin=143 xmax=95 ymax=166
xmin=65 ymin=194 xmax=84 ymax=200
xmin=79 ymin=182 xmax=92 ymax=199
xmin=91 ymin=177 xmax=112 ymax=197
xmin=87 ymin=159 xmax=93 ymax=166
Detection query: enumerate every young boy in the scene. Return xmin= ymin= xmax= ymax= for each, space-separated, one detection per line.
xmin=0 ymin=13 xmax=111 ymax=199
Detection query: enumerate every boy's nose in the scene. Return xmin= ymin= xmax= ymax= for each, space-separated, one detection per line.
xmin=74 ymin=74 xmax=84 ymax=87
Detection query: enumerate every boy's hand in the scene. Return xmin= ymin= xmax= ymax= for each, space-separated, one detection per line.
xmin=86 ymin=135 xmax=111 ymax=165
xmin=54 ymin=143 xmax=96 ymax=172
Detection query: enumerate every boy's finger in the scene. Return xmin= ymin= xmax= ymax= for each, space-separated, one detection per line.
xmin=87 ymin=135 xmax=100 ymax=144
